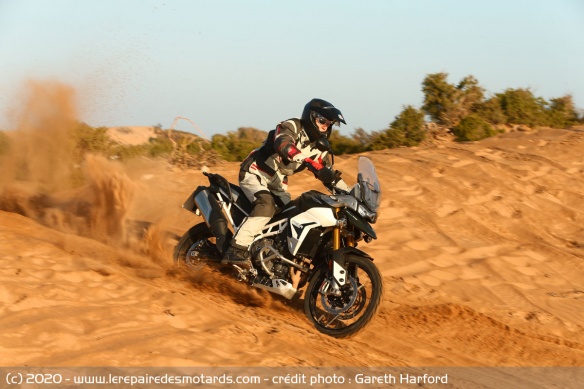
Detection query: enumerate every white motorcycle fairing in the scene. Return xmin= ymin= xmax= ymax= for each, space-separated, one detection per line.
xmin=287 ymin=207 xmax=337 ymax=256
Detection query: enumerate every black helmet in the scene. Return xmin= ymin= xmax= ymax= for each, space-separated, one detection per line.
xmin=300 ymin=98 xmax=346 ymax=141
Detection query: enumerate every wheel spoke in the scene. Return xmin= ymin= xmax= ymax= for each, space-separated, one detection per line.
xmin=174 ymin=223 xmax=219 ymax=271
xmin=305 ymin=255 xmax=383 ymax=337
xmin=318 ymin=313 xmax=342 ymax=326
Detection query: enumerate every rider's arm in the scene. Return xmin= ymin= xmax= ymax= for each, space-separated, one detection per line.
xmin=320 ymin=151 xmax=351 ymax=192
xmin=273 ymin=121 xmax=309 ymax=162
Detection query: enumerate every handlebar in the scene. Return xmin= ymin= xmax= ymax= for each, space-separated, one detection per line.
xmin=302 ymin=160 xmax=348 ymax=195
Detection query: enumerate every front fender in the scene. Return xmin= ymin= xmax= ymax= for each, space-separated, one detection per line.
xmin=308 ymin=247 xmax=374 ymax=287
xmin=331 ymin=246 xmax=373 ymax=265
xmin=331 ymin=247 xmax=374 ymax=286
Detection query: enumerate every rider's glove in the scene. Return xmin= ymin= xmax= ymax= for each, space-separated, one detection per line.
xmin=304 ymin=157 xmax=324 ymax=171
xmin=316 ymin=167 xmax=336 ymax=184
xmin=303 ymin=157 xmax=334 ymax=184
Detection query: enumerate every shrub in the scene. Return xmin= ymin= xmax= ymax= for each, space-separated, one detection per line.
xmin=473 ymin=96 xmax=507 ymax=125
xmin=370 ymin=129 xmax=407 ymax=150
xmin=329 ymin=129 xmax=363 ymax=155
xmin=452 ymin=114 xmax=498 ymax=141
xmin=147 ymin=136 xmax=174 ymax=157
xmin=370 ymin=105 xmax=426 ymax=150
xmin=211 ymin=127 xmax=267 ymax=162
xmin=351 ymin=128 xmax=373 ymax=149
xmin=546 ymin=95 xmax=579 ymax=128
xmin=497 ymin=88 xmax=548 ymax=127
xmin=389 ymin=105 xmax=426 ymax=145
xmin=110 ymin=144 xmax=149 ymax=160
xmin=73 ymin=123 xmax=111 ymax=160
xmin=422 ymin=73 xmax=484 ymax=128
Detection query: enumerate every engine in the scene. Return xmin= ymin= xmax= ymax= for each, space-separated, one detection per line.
xmin=250 ymin=238 xmax=290 ymax=282
xmin=246 ymin=237 xmax=301 ymax=300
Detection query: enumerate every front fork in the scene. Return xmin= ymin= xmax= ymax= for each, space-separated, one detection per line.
xmin=332 ymin=208 xmax=355 ymax=250
xmin=328 ymin=209 xmax=354 ymax=289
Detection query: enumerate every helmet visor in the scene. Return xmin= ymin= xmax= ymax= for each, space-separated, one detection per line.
xmin=311 ymin=111 xmax=336 ymax=129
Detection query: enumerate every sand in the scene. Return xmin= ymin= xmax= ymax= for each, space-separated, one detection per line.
xmin=106 ymin=126 xmax=158 ymax=146
xmin=0 ymin=82 xmax=583 ymax=387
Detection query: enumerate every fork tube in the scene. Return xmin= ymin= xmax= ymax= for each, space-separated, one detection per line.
xmin=346 ymin=230 xmax=355 ymax=247
xmin=333 ymin=208 xmax=341 ymax=250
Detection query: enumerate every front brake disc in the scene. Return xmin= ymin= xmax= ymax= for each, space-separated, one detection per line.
xmin=320 ymin=277 xmax=359 ymax=315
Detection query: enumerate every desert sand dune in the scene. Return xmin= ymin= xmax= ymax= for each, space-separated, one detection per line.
xmin=1 ymin=125 xmax=584 ymax=387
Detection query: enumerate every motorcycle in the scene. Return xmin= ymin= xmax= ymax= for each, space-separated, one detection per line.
xmin=173 ymin=148 xmax=383 ymax=338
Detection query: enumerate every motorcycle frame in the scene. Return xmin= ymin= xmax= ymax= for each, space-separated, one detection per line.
xmin=185 ymin=181 xmax=374 ymax=289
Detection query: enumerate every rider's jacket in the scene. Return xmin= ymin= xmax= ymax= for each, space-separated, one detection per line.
xmin=241 ymin=118 xmax=332 ymax=178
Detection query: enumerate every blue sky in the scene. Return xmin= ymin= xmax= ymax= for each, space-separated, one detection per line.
xmin=1 ymin=0 xmax=583 ymax=136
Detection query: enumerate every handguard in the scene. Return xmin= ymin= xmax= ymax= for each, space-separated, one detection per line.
xmin=303 ymin=158 xmax=335 ymax=184
xmin=316 ymin=167 xmax=336 ymax=184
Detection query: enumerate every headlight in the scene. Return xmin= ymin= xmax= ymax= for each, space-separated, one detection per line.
xmin=357 ymin=204 xmax=378 ymax=223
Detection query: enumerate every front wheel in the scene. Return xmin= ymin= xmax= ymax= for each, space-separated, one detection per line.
xmin=304 ymin=255 xmax=383 ymax=338
xmin=173 ymin=223 xmax=220 ymax=270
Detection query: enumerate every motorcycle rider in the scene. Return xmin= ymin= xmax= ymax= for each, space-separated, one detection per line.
xmin=222 ymin=98 xmax=350 ymax=264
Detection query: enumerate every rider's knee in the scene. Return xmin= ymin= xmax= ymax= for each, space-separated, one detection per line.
xmin=251 ymin=191 xmax=276 ymax=217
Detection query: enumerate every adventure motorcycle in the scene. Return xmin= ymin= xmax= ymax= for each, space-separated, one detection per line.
xmin=173 ymin=152 xmax=383 ymax=338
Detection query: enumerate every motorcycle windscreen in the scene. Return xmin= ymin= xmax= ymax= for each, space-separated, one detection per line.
xmin=357 ymin=156 xmax=382 ymax=213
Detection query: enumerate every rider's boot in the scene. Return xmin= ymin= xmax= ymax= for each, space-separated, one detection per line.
xmin=221 ymin=242 xmax=251 ymax=264
xmin=221 ymin=215 xmax=269 ymax=265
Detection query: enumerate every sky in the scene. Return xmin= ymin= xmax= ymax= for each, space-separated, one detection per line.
xmin=1 ymin=0 xmax=583 ymax=137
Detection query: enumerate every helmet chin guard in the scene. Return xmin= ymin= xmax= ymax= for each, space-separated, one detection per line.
xmin=301 ymin=98 xmax=345 ymax=141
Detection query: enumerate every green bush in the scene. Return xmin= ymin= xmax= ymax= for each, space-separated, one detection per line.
xmin=473 ymin=96 xmax=507 ymax=125
xmin=73 ymin=123 xmax=111 ymax=160
xmin=70 ymin=123 xmax=216 ymax=164
xmin=497 ymin=88 xmax=548 ymax=127
xmin=109 ymin=144 xmax=149 ymax=160
xmin=371 ymin=105 xmax=426 ymax=149
xmin=147 ymin=137 xmax=174 ymax=157
xmin=329 ymin=129 xmax=363 ymax=155
xmin=390 ymin=105 xmax=426 ymax=145
xmin=370 ymin=128 xmax=407 ymax=150
xmin=546 ymin=95 xmax=579 ymax=128
xmin=350 ymin=128 xmax=373 ymax=150
xmin=452 ymin=114 xmax=498 ymax=141
xmin=422 ymin=73 xmax=484 ymax=128
xmin=211 ymin=127 xmax=267 ymax=162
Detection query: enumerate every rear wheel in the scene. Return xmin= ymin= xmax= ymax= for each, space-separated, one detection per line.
xmin=173 ymin=223 xmax=220 ymax=270
xmin=304 ymin=255 xmax=383 ymax=338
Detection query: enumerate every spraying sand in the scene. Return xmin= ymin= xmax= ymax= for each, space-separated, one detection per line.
xmin=0 ymin=81 xmax=583 ymax=374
